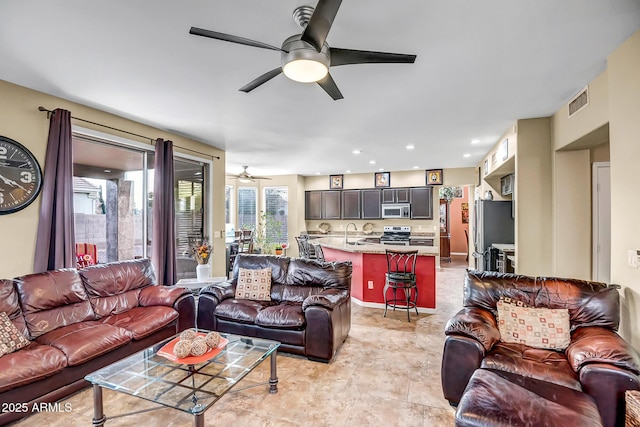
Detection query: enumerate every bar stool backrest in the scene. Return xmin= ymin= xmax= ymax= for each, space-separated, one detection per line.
xmin=385 ymin=249 xmax=418 ymax=276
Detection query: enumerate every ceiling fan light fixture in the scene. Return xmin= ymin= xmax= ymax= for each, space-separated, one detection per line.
xmin=238 ymin=177 xmax=252 ymax=183
xmin=283 ymin=59 xmax=328 ymax=83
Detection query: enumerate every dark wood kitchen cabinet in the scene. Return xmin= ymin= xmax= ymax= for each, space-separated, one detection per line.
xmin=305 ymin=191 xmax=322 ymax=220
xmin=361 ymin=189 xmax=382 ymax=219
xmin=322 ymin=191 xmax=342 ymax=220
xmin=409 ymin=187 xmax=433 ymax=219
xmin=382 ymin=188 xmax=410 ymax=204
xmin=341 ymin=190 xmax=361 ymax=219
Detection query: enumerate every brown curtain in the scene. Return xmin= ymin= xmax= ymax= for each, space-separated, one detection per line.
xmin=152 ymin=138 xmax=177 ymax=285
xmin=33 ymin=109 xmax=75 ymax=272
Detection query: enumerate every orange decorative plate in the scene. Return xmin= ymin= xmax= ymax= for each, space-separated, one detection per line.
xmin=157 ymin=333 xmax=228 ymax=364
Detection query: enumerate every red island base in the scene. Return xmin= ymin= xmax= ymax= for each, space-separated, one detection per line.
xmin=322 ymin=247 xmax=436 ymax=311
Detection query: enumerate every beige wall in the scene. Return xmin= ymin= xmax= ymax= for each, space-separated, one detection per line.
xmin=553 ymin=150 xmax=591 ymax=279
xmin=0 ymin=80 xmax=227 ymax=278
xmin=514 ymin=118 xmax=554 ymax=275
xmin=607 ymin=31 xmax=640 ymax=350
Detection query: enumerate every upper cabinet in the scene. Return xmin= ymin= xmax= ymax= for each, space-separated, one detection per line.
xmin=382 ymin=188 xmax=410 ymax=204
xmin=341 ymin=190 xmax=362 ymax=219
xmin=322 ymin=191 xmax=342 ymax=219
xmin=361 ymin=189 xmax=382 ymax=219
xmin=409 ymin=187 xmax=433 ymax=219
xmin=305 ymin=191 xmax=322 ymax=220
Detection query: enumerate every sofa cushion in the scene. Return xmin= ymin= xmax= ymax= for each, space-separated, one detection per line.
xmin=236 ymin=267 xmax=272 ymax=301
xmin=255 ymin=303 xmax=306 ymax=329
xmin=0 ymin=279 xmax=29 ymax=338
xmin=0 ymin=342 xmax=68 ymax=393
xmin=481 ymin=341 xmax=582 ymax=391
xmin=80 ymin=259 xmax=155 ymax=318
xmin=215 ymin=299 xmax=270 ymax=324
xmin=232 ymin=254 xmax=290 ymax=284
xmin=497 ymin=297 xmax=570 ymax=350
xmin=285 ymin=258 xmax=352 ymax=290
xmin=0 ymin=312 xmax=31 ymax=356
xmin=100 ymin=306 xmax=179 ymax=340
xmin=15 ymin=269 xmax=95 ymax=338
xmin=36 ymin=322 xmax=131 ymax=366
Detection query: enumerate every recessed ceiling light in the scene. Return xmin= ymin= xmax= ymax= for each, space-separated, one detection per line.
xmin=369 ymin=160 xmax=376 ymax=164
xmin=379 ymin=168 xmax=384 ymax=171
xmin=352 ymin=149 xmax=361 ymax=154
xmin=413 ymin=166 xmax=419 ymax=169
xmin=406 ymin=144 xmax=415 ymax=150
xmin=470 ymin=139 xmax=480 ymax=144
xmin=315 ymin=172 xmax=321 ymax=175
xmin=346 ymin=170 xmax=351 ymax=173
xmin=463 ymin=153 xmax=471 ymax=158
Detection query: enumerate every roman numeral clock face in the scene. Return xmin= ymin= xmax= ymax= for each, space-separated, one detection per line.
xmin=0 ymin=136 xmax=43 ymax=215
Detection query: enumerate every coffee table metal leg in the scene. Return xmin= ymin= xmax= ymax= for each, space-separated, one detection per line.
xmin=92 ymin=384 xmax=106 ymax=427
xmin=269 ymin=350 xmax=278 ymax=393
xmin=194 ymin=413 xmax=204 ymax=427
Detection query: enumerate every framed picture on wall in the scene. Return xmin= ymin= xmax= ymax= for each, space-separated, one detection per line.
xmin=426 ymin=169 xmax=443 ymax=185
xmin=374 ymin=172 xmax=390 ymax=188
xmin=329 ymin=174 xmax=343 ymax=189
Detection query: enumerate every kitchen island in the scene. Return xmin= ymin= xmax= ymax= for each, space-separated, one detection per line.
xmin=315 ymin=237 xmax=438 ymax=312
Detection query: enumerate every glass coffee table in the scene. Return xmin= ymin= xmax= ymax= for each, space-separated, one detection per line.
xmin=85 ymin=332 xmax=280 ymax=427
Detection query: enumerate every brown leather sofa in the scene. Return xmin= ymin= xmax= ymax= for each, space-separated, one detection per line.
xmin=197 ymin=254 xmax=352 ymax=362
xmin=0 ymin=258 xmax=195 ymax=425
xmin=442 ymin=270 xmax=640 ymax=427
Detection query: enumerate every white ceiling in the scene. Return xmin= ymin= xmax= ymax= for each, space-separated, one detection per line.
xmin=1 ymin=1 xmax=639 ymax=177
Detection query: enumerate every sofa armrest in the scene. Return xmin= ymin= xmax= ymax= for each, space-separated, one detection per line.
xmin=138 ymin=285 xmax=191 ymax=307
xmin=566 ymin=326 xmax=640 ymax=374
xmin=302 ymin=289 xmax=349 ymax=311
xmin=200 ymin=281 xmax=236 ymax=303
xmin=444 ymin=307 xmax=500 ymax=352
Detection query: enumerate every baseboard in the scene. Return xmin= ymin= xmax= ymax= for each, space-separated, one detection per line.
xmin=350 ymin=297 xmax=436 ymax=314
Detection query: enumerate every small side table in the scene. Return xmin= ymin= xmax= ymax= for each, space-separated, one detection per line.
xmin=627 ymin=390 xmax=640 ymax=427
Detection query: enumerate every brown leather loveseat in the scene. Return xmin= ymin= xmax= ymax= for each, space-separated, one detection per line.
xmin=0 ymin=258 xmax=195 ymax=425
xmin=197 ymin=254 xmax=352 ymax=362
xmin=442 ymin=270 xmax=640 ymax=427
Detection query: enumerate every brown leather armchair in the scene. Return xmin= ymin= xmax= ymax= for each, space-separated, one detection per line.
xmin=442 ymin=270 xmax=640 ymax=427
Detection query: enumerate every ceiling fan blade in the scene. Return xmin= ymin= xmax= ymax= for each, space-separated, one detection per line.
xmin=250 ymin=176 xmax=272 ymax=180
xmin=301 ymin=0 xmax=343 ymax=51
xmin=189 ymin=27 xmax=284 ymax=52
xmin=239 ymin=68 xmax=283 ymax=93
xmin=330 ymin=48 xmax=417 ymax=67
xmin=317 ymin=73 xmax=344 ymax=100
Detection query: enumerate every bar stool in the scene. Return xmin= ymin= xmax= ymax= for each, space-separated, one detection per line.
xmin=383 ymin=249 xmax=419 ymax=322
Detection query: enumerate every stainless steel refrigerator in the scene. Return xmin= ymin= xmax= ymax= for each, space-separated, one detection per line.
xmin=473 ymin=200 xmax=514 ymax=271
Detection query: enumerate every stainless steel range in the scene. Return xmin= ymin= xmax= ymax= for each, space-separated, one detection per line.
xmin=379 ymin=225 xmax=411 ymax=246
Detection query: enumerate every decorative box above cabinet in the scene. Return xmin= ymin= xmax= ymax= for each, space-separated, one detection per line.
xmin=501 ymin=174 xmax=514 ymax=196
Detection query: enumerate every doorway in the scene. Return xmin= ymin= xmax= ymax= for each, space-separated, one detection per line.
xmin=592 ymin=162 xmax=611 ymax=282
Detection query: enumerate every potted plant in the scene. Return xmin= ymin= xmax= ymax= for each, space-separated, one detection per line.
xmin=274 ymin=244 xmax=283 ymax=255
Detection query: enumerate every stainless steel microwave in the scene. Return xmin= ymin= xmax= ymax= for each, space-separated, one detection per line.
xmin=381 ymin=203 xmax=411 ymax=219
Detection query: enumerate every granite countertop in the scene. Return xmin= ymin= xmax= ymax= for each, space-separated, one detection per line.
xmin=314 ymin=237 xmax=439 ymax=256
xmin=492 ymin=243 xmax=515 ymax=252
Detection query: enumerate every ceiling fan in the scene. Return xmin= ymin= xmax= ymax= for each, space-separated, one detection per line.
xmin=188 ymin=0 xmax=416 ymax=100
xmin=228 ymin=166 xmax=272 ymax=183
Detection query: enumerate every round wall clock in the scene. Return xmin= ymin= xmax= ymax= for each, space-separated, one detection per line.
xmin=0 ymin=136 xmax=43 ymax=215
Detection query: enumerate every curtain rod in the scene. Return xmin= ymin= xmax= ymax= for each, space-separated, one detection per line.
xmin=37 ymin=106 xmax=220 ymax=160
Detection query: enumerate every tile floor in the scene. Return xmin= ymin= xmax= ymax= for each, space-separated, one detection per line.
xmin=12 ymin=256 xmax=468 ymax=427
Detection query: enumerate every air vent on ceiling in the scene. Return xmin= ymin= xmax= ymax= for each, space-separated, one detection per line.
xmin=568 ymin=86 xmax=589 ymax=117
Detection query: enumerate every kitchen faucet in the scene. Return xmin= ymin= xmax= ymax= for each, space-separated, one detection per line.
xmin=345 ymin=223 xmax=357 ymax=244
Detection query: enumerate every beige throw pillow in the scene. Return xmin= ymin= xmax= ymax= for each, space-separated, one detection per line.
xmin=0 ymin=311 xmax=31 ymax=357
xmin=235 ymin=268 xmax=272 ymax=301
xmin=497 ymin=297 xmax=571 ymax=351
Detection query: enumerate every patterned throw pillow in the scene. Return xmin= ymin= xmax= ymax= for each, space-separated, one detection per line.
xmin=496 ymin=297 xmax=571 ymax=351
xmin=235 ymin=268 xmax=272 ymax=301
xmin=0 ymin=311 xmax=31 ymax=357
